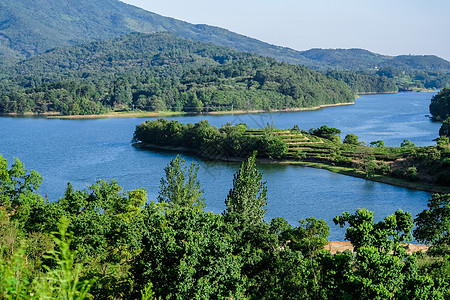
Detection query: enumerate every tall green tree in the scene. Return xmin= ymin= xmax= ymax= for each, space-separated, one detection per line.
xmin=223 ymin=152 xmax=279 ymax=297
xmin=158 ymin=155 xmax=205 ymax=210
xmin=224 ymin=152 xmax=267 ymax=227
xmin=414 ymin=193 xmax=450 ymax=247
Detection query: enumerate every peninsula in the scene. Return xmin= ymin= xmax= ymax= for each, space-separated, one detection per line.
xmin=133 ymin=119 xmax=450 ymax=193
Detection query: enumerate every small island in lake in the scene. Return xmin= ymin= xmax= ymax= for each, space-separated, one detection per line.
xmin=133 ymin=118 xmax=450 ymax=193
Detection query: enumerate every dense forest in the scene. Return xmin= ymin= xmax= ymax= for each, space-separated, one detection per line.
xmin=4 ymin=0 xmax=450 ymax=76
xmin=0 ymin=0 xmax=318 ymax=67
xmin=430 ymin=88 xmax=450 ymax=120
xmin=0 ymin=32 xmax=355 ymax=115
xmin=133 ymin=119 xmax=450 ymax=189
xmin=1 ymin=153 xmax=450 ymax=299
xmin=325 ymin=71 xmax=398 ymax=94
xmin=1 ymin=0 xmax=450 ymax=96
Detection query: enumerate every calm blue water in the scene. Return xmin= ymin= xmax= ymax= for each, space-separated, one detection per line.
xmin=0 ymin=92 xmax=439 ymax=240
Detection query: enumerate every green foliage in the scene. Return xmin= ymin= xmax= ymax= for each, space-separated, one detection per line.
xmin=430 ymin=88 xmax=450 ymax=121
xmin=133 ymin=119 xmax=288 ymax=159
xmin=414 ymin=194 xmax=450 ymax=246
xmin=310 ymin=125 xmax=341 ymax=142
xmin=401 ymin=139 xmax=416 ymax=147
xmin=57 ymin=180 xmax=148 ymax=298
xmin=34 ymin=217 xmax=96 ymax=299
xmin=327 ymin=209 xmax=447 ymax=299
xmin=436 ymin=136 xmax=450 ymax=147
xmin=1 ymin=154 xmax=450 ymax=299
xmin=370 ymin=140 xmax=385 ymax=147
xmin=259 ymin=123 xmax=288 ymax=159
xmin=326 ymin=70 xmax=398 ymax=93
xmin=0 ymin=33 xmax=355 ymax=115
xmin=158 ymin=155 xmax=205 ymax=210
xmin=224 ymin=152 xmax=267 ymax=227
xmin=364 ymin=159 xmax=378 ymax=179
xmin=439 ymin=117 xmax=450 ymax=137
xmin=407 ymin=166 xmax=418 ymax=180
xmin=134 ymin=120 xmax=450 ymax=187
xmin=334 ymin=208 xmax=413 ymax=253
xmin=0 ymin=155 xmax=43 ymax=211
xmin=133 ymin=204 xmax=245 ymax=299
xmin=343 ymin=133 xmax=360 ymax=145
xmin=0 ymin=216 xmax=95 ymax=299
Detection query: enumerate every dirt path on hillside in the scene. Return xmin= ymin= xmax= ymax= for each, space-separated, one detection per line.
xmin=325 ymin=241 xmax=430 ymax=254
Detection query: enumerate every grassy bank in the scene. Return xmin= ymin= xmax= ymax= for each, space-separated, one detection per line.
xmin=276 ymin=160 xmax=450 ymax=194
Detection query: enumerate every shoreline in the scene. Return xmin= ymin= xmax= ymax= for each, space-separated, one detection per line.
xmin=0 ymin=90 xmax=438 ymax=120
xmin=135 ymin=143 xmax=450 ymax=194
xmin=1 ymin=102 xmax=356 ymax=120
xmin=357 ymin=89 xmax=436 ymax=95
xmin=277 ymin=160 xmax=450 ymax=194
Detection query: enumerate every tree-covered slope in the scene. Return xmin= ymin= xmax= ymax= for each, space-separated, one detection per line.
xmin=0 ymin=32 xmax=355 ymax=115
xmin=301 ymin=49 xmax=450 ymax=73
xmin=0 ymin=0 xmax=316 ymax=67
xmin=325 ymin=71 xmax=398 ymax=94
xmin=430 ymin=88 xmax=450 ymax=121
xmin=1 ymin=0 xmax=449 ymax=94
xmin=1 ymin=0 xmax=449 ymax=77
xmin=303 ymin=49 xmax=450 ymax=91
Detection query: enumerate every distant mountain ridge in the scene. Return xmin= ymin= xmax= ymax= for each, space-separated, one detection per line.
xmin=0 ymin=0 xmax=315 ymax=66
xmin=1 ymin=0 xmax=449 ymax=75
xmin=301 ymin=49 xmax=450 ymax=72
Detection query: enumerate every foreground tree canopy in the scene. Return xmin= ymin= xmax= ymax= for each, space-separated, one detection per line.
xmin=1 ymin=154 xmax=450 ymax=299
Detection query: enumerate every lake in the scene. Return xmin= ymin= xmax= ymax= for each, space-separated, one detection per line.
xmin=0 ymin=92 xmax=440 ymax=240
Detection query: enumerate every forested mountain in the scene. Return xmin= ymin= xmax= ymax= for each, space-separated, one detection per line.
xmin=325 ymin=71 xmax=398 ymax=94
xmin=301 ymin=49 xmax=450 ymax=73
xmin=0 ymin=0 xmax=317 ymax=67
xmin=1 ymin=0 xmax=449 ymax=79
xmin=0 ymin=32 xmax=354 ymax=115
xmin=305 ymin=49 xmax=450 ymax=91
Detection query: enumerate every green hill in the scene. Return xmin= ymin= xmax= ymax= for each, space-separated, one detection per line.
xmin=0 ymin=32 xmax=355 ymax=115
xmin=301 ymin=49 xmax=450 ymax=73
xmin=1 ymin=0 xmax=449 ymax=74
xmin=1 ymin=0 xmax=449 ymax=92
xmin=0 ymin=0 xmax=316 ymax=67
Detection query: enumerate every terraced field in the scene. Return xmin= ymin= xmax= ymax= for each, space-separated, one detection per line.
xmin=244 ymin=128 xmax=336 ymax=160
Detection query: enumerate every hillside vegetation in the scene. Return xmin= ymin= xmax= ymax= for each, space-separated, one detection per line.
xmin=0 ymin=32 xmax=355 ymax=115
xmin=0 ymin=0 xmax=449 ymax=93
xmin=430 ymin=88 xmax=450 ymax=120
xmin=0 ymin=0 xmax=320 ymax=66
